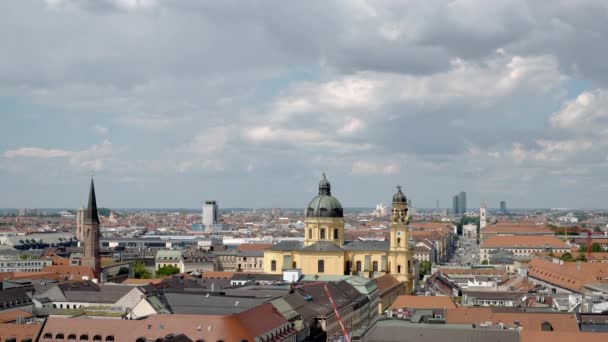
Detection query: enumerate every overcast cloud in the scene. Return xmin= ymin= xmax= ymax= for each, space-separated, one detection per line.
xmin=1 ymin=0 xmax=608 ymax=209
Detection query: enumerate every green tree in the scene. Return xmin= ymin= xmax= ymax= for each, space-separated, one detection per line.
xmin=156 ymin=265 xmax=180 ymax=277
xmin=133 ymin=262 xmax=152 ymax=279
xmin=117 ymin=267 xmax=129 ymax=276
xmin=579 ymin=243 xmax=604 ymax=253
xmin=560 ymin=252 xmax=574 ymax=262
xmin=576 ymin=254 xmax=587 ymax=262
xmin=481 ymin=259 xmax=489 ymax=265
xmin=419 ymin=261 xmax=432 ymax=280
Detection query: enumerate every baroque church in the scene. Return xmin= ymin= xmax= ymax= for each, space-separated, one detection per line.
xmin=264 ymin=174 xmax=415 ymax=293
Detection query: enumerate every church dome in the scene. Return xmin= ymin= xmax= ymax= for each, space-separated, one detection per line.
xmin=306 ymin=174 xmax=344 ymax=218
xmin=393 ymin=186 xmax=407 ymax=204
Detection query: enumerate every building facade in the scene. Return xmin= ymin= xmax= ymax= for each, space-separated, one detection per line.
xmin=263 ymin=175 xmax=414 ymax=293
xmin=76 ymin=204 xmax=85 ymax=241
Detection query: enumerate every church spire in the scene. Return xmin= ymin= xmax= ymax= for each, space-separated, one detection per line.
xmin=84 ymin=178 xmax=100 ymax=225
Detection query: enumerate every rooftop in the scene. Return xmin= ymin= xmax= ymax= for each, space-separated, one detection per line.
xmin=389 ymin=295 xmax=458 ymax=310
xmin=481 ymin=235 xmax=569 ymax=249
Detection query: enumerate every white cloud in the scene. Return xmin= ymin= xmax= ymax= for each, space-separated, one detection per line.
xmin=3 ymin=140 xmax=113 ymax=171
xmin=338 ymin=118 xmax=365 ymax=136
xmin=509 ymin=139 xmax=592 ymax=163
xmin=93 ymin=125 xmax=109 ymax=135
xmin=551 ymin=89 xmax=608 ymax=129
xmin=351 ymin=160 xmax=400 ymax=175
xmin=270 ymin=52 xmax=563 ymax=121
xmin=4 ymin=147 xmax=73 ymax=159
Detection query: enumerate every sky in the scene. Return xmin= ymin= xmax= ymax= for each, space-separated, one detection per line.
xmin=2 ymin=0 xmax=608 ymax=209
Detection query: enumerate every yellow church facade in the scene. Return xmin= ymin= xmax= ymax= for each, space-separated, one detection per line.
xmin=264 ymin=174 xmax=414 ymax=293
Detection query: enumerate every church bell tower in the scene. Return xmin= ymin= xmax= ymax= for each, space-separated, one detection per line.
xmin=81 ymin=178 xmax=101 ymax=279
xmin=388 ymin=186 xmax=414 ymax=293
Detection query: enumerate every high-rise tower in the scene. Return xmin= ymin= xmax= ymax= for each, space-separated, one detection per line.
xmin=81 ymin=178 xmax=101 ymax=278
xmin=388 ymin=186 xmax=414 ymax=292
xmin=76 ymin=204 xmax=85 ymax=241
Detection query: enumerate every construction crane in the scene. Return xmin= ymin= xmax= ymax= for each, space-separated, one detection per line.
xmin=290 ymin=282 xmax=351 ymax=342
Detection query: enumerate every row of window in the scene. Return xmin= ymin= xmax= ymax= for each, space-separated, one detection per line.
xmin=308 ymin=228 xmax=339 ymax=240
xmin=270 ymin=259 xmax=409 ymax=274
xmin=42 ymin=334 xmax=114 ymax=341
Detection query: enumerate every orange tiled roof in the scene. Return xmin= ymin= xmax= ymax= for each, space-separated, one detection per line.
xmin=42 ymin=265 xmax=96 ymax=280
xmin=438 ymin=268 xmax=505 ymax=276
xmin=373 ymin=274 xmax=402 ymax=296
xmin=0 ymin=271 xmax=62 ymax=282
xmin=202 ymin=271 xmax=235 ymax=279
xmin=0 ymin=323 xmax=42 ymax=340
xmin=389 ymin=295 xmax=458 ymax=310
xmin=447 ymin=307 xmax=579 ymax=332
xmin=527 ymin=258 xmax=608 ymax=293
xmin=0 ymin=309 xmax=33 ymax=323
xmin=481 ymin=235 xmax=569 ymax=249
xmin=237 ymin=243 xmax=272 ymax=252
xmin=121 ymin=278 xmax=164 ymax=285
xmin=482 ymin=225 xmax=553 ymax=234
xmin=40 ymin=303 xmax=291 ymax=341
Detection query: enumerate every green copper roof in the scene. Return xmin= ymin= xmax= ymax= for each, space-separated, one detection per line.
xmin=305 ymin=174 xmax=343 ymax=218
xmin=299 ymin=275 xmax=378 ymax=295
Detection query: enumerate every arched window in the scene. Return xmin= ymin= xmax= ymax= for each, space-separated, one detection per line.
xmin=397 ymin=265 xmax=402 ymax=273
xmin=56 ymin=334 xmax=65 ymax=340
xmin=43 ymin=333 xmax=52 ymax=340
xmin=292 ymin=261 xmax=297 ymax=269
xmin=356 ymin=261 xmax=362 ymax=272
xmin=334 ymin=229 xmax=338 ymax=240
xmin=80 ymin=334 xmax=89 ymax=341
xmin=68 ymin=334 xmax=77 ymax=341
xmin=93 ymin=335 xmax=102 ymax=341
xmin=372 ymin=261 xmax=378 ymax=272
xmin=320 ymin=229 xmax=326 ymax=239
xmin=397 ymin=238 xmax=401 ymax=245
xmin=318 ymin=259 xmax=325 ymax=273
xmin=105 ymin=336 xmax=114 ymax=341
xmin=271 ymin=260 xmax=277 ymax=272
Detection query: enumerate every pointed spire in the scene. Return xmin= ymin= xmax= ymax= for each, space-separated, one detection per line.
xmin=84 ymin=178 xmax=100 ymax=225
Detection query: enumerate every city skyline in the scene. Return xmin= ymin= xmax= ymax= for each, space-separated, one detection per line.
xmin=2 ymin=1 xmax=608 ymax=208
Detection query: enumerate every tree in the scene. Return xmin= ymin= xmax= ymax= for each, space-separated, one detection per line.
xmin=419 ymin=261 xmax=432 ymax=280
xmin=117 ymin=267 xmax=129 ymax=276
xmin=481 ymin=259 xmax=489 ymax=265
xmin=133 ymin=262 xmax=152 ymax=279
xmin=560 ymin=252 xmax=574 ymax=262
xmin=156 ymin=265 xmax=180 ymax=277
xmin=576 ymin=254 xmax=587 ymax=262
xmin=579 ymin=243 xmax=604 ymax=253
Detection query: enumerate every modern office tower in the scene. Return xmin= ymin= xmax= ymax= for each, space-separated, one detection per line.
xmin=202 ymin=200 xmax=222 ymax=232
xmin=202 ymin=200 xmax=218 ymax=226
xmin=500 ymin=200 xmax=507 ymax=214
xmin=458 ymin=191 xmax=467 ymax=214
xmin=452 ymin=195 xmax=459 ymax=215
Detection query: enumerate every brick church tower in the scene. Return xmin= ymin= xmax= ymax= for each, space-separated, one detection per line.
xmin=81 ymin=178 xmax=101 ymax=278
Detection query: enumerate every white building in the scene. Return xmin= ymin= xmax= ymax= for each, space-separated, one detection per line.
xmin=202 ymin=200 xmax=221 ymax=232
xmin=480 ymin=202 xmax=487 ymax=230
